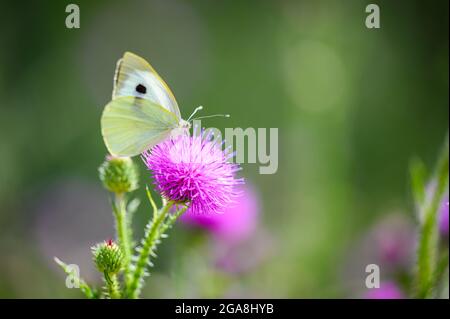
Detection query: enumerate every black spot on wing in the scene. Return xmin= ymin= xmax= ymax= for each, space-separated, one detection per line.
xmin=136 ymin=84 xmax=147 ymax=94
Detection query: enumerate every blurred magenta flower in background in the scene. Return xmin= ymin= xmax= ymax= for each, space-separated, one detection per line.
xmin=364 ymin=281 xmax=405 ymax=299
xmin=181 ymin=184 xmax=259 ymax=244
xmin=439 ymin=195 xmax=449 ymax=238
xmin=142 ymin=131 xmax=243 ymax=215
xmin=181 ymin=184 xmax=274 ymax=274
xmin=342 ymin=214 xmax=416 ymax=296
xmin=425 ymin=184 xmax=448 ymax=238
xmin=373 ymin=216 xmax=416 ymax=271
xmin=353 ymin=214 xmax=416 ymax=273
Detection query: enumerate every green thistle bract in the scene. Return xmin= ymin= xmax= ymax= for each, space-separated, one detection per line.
xmin=98 ymin=156 xmax=139 ymax=194
xmin=92 ymin=240 xmax=124 ymax=275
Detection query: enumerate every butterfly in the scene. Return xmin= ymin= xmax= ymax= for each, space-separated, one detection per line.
xmin=101 ymin=52 xmax=194 ymax=157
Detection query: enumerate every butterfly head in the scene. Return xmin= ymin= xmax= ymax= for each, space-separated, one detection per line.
xmin=169 ymin=119 xmax=191 ymax=139
xmin=179 ymin=119 xmax=191 ymax=130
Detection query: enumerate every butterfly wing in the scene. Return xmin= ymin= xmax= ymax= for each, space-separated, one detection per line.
xmin=101 ymin=96 xmax=179 ymax=157
xmin=112 ymin=51 xmax=182 ymax=119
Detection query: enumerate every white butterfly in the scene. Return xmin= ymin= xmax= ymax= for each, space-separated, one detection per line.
xmin=101 ymin=52 xmax=192 ymax=157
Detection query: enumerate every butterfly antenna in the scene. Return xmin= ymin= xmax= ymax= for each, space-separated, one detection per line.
xmin=187 ymin=106 xmax=204 ymax=122
xmin=191 ymin=114 xmax=230 ymax=121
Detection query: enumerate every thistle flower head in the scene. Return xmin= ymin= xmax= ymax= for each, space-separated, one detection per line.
xmin=142 ymin=130 xmax=243 ymax=215
xmin=98 ymin=155 xmax=139 ymax=194
xmin=91 ymin=239 xmax=124 ymax=274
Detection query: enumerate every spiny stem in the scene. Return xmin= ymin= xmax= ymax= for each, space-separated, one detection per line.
xmin=415 ymin=136 xmax=449 ymax=298
xmin=79 ymin=281 xmax=97 ymax=299
xmin=126 ymin=201 xmax=173 ymax=298
xmin=104 ymin=272 xmax=121 ymax=299
xmin=158 ymin=206 xmax=188 ymax=236
xmin=113 ymin=193 xmax=132 ymax=288
xmin=126 ymin=201 xmax=187 ymax=298
xmin=433 ymin=247 xmax=449 ymax=297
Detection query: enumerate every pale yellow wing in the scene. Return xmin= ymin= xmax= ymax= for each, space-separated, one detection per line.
xmin=112 ymin=52 xmax=181 ymax=119
xmin=101 ymin=96 xmax=179 ymax=157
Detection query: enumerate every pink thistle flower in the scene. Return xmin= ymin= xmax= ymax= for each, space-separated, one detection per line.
xmin=142 ymin=131 xmax=243 ymax=215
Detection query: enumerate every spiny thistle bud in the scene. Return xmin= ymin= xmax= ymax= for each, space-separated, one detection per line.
xmin=99 ymin=156 xmax=139 ymax=194
xmin=92 ymin=239 xmax=124 ymax=274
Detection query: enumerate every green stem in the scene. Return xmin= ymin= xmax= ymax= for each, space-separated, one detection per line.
xmin=104 ymin=273 xmax=121 ymax=299
xmin=416 ymin=136 xmax=449 ymax=298
xmin=158 ymin=206 xmax=188 ymax=236
xmin=126 ymin=201 xmax=186 ymax=298
xmin=80 ymin=282 xmax=98 ymax=299
xmin=113 ymin=194 xmax=132 ymax=288
xmin=433 ymin=247 xmax=449 ymax=297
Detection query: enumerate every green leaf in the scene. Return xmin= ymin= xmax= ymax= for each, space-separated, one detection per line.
xmin=145 ymin=185 xmax=158 ymax=219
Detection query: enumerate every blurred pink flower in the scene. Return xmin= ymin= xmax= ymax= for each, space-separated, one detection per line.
xmin=364 ymin=281 xmax=405 ymax=299
xmin=181 ymin=184 xmax=273 ymax=274
xmin=341 ymin=214 xmax=416 ymax=294
xmin=439 ymin=195 xmax=449 ymax=238
xmin=180 ymin=184 xmax=259 ymax=244
xmin=373 ymin=216 xmax=416 ymax=270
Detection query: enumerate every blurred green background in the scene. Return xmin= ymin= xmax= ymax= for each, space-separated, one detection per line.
xmin=0 ymin=0 xmax=448 ymax=298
